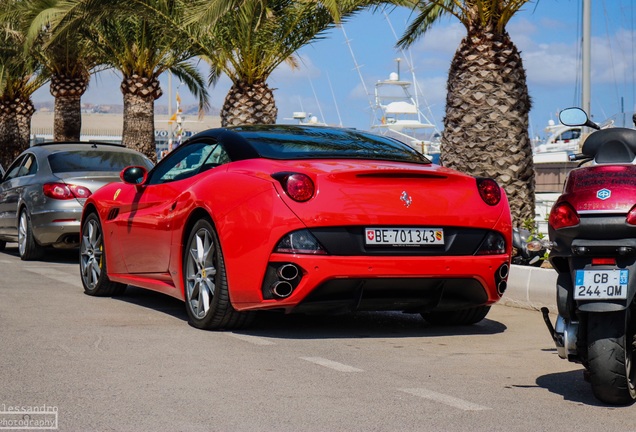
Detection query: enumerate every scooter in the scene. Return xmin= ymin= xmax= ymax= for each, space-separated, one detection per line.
xmin=541 ymin=107 xmax=636 ymax=405
xmin=512 ymin=227 xmax=546 ymax=267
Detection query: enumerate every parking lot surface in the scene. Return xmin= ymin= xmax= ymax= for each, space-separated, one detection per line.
xmin=0 ymin=245 xmax=633 ymax=431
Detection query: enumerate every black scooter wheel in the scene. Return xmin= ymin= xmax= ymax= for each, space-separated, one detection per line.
xmin=587 ymin=310 xmax=636 ymax=405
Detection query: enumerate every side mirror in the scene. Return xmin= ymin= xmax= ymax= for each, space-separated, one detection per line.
xmin=120 ymin=166 xmax=148 ymax=185
xmin=559 ymin=107 xmax=600 ymax=130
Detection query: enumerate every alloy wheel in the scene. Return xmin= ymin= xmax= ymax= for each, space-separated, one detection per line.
xmin=18 ymin=212 xmax=28 ymax=257
xmin=185 ymin=227 xmax=217 ymax=319
xmin=80 ymin=217 xmax=103 ymax=289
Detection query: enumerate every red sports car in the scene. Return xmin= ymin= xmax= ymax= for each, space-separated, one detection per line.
xmin=80 ymin=125 xmax=512 ymax=330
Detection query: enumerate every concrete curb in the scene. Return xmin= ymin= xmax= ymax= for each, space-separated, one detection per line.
xmin=501 ymin=264 xmax=558 ymax=312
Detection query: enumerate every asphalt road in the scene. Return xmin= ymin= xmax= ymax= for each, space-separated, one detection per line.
xmin=0 ymin=245 xmax=634 ymax=431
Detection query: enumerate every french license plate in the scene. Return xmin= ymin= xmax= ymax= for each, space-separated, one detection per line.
xmin=574 ymin=269 xmax=628 ymax=300
xmin=365 ymin=228 xmax=444 ymax=246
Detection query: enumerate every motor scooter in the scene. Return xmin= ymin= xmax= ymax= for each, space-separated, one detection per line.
xmin=512 ymin=227 xmax=545 ymax=267
xmin=541 ymin=107 xmax=636 ymax=405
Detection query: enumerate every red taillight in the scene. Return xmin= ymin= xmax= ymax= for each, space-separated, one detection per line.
xmin=477 ymin=178 xmax=501 ymax=206
xmin=592 ymin=258 xmax=616 ymax=265
xmin=43 ymin=183 xmax=92 ymax=200
xmin=627 ymin=204 xmax=636 ymax=225
xmin=549 ymin=202 xmax=580 ymax=229
xmin=273 ymin=173 xmax=315 ymax=202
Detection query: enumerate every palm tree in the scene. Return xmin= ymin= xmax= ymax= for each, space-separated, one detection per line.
xmin=36 ymin=0 xmax=210 ymax=161
xmin=0 ymin=7 xmax=47 ymax=169
xmin=191 ymin=0 xmax=377 ymax=127
xmin=12 ymin=0 xmax=103 ymax=142
xmin=397 ymin=0 xmax=534 ymax=226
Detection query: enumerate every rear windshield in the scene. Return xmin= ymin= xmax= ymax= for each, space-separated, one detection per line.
xmin=237 ymin=127 xmax=430 ymax=163
xmin=48 ymin=150 xmax=152 ymax=174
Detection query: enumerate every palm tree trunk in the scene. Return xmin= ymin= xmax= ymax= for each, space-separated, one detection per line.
xmin=221 ymin=80 xmax=277 ymax=127
xmin=440 ymin=30 xmax=535 ymax=226
xmin=120 ymin=74 xmax=162 ymax=162
xmin=50 ymin=74 xmax=88 ymax=142
xmin=0 ymin=98 xmax=32 ymax=169
xmin=16 ymin=99 xmax=35 ymax=149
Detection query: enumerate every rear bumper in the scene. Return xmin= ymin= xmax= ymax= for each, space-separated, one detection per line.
xmin=31 ymin=207 xmax=82 ymax=247
xmin=233 ymin=254 xmax=510 ymax=313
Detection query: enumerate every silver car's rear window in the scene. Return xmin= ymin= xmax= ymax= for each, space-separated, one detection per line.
xmin=48 ymin=151 xmax=152 ymax=173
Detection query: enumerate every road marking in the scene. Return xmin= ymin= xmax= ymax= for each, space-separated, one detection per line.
xmin=300 ymin=357 xmax=364 ymax=372
xmin=24 ymin=267 xmax=83 ymax=288
xmin=226 ymin=333 xmax=276 ymax=346
xmin=399 ymin=388 xmax=491 ymax=411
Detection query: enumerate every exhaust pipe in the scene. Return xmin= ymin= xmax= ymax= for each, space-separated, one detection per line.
xmin=498 ymin=263 xmax=509 ymax=279
xmin=497 ymin=280 xmax=507 ymax=295
xmin=277 ymin=264 xmax=299 ymax=281
xmin=271 ymin=281 xmax=294 ymax=298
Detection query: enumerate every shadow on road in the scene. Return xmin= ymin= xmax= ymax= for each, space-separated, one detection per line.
xmin=1 ymin=244 xmax=79 ymax=264
xmin=243 ymin=311 xmax=507 ymax=339
xmin=536 ymin=370 xmax=610 ymax=406
xmin=113 ymin=286 xmax=507 ymax=339
xmin=115 ymin=286 xmax=188 ymax=321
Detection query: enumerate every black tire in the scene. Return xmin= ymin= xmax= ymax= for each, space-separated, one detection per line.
xmin=79 ymin=213 xmax=126 ymax=296
xmin=421 ymin=305 xmax=491 ymax=326
xmin=587 ymin=310 xmax=636 ymax=405
xmin=18 ymin=208 xmax=44 ymax=261
xmin=0 ymin=240 xmax=5 ymax=252
xmin=183 ymin=218 xmax=254 ymax=330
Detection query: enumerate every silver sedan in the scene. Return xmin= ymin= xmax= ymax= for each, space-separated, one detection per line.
xmin=0 ymin=142 xmax=153 ymax=260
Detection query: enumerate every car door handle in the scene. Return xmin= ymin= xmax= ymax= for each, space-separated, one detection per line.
xmin=170 ymin=202 xmax=177 ymax=211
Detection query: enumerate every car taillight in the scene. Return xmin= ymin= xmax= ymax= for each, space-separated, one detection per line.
xmin=549 ymin=202 xmax=580 ymax=229
xmin=627 ymin=204 xmax=636 ymax=225
xmin=477 ymin=178 xmax=501 ymax=206
xmin=43 ymin=182 xmax=92 ymax=200
xmin=272 ymin=172 xmax=315 ymax=202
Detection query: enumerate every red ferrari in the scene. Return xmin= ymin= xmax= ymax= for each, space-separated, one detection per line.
xmin=80 ymin=125 xmax=512 ymax=330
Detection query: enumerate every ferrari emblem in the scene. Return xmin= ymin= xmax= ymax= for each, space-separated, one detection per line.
xmin=400 ymin=191 xmax=412 ymax=208
xmin=113 ymin=189 xmax=121 ymax=200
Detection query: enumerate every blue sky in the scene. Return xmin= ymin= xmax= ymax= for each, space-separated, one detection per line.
xmin=34 ymin=0 xmax=636 ymax=140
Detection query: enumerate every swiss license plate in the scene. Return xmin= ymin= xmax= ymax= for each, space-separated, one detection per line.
xmin=574 ymin=269 xmax=628 ymax=300
xmin=365 ymin=228 xmax=444 ymax=246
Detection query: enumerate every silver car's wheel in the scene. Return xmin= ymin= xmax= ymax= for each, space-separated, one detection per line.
xmin=80 ymin=213 xmax=126 ymax=296
xmin=18 ymin=209 xmax=43 ymax=261
xmin=184 ymin=218 xmax=253 ymax=330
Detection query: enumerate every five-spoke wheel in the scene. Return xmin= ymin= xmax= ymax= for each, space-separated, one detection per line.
xmin=184 ymin=218 xmax=253 ymax=330
xmin=18 ymin=209 xmax=43 ymax=261
xmin=80 ymin=213 xmax=126 ymax=296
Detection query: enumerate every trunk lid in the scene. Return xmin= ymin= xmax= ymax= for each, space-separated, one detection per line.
xmin=258 ymin=159 xmax=507 ymax=228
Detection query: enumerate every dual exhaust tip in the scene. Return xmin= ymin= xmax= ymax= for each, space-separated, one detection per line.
xmin=496 ymin=263 xmax=509 ymax=295
xmin=271 ymin=264 xmax=300 ymax=298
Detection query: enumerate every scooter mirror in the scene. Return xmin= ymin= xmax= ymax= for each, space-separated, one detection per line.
xmin=559 ymin=107 xmax=588 ymax=126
